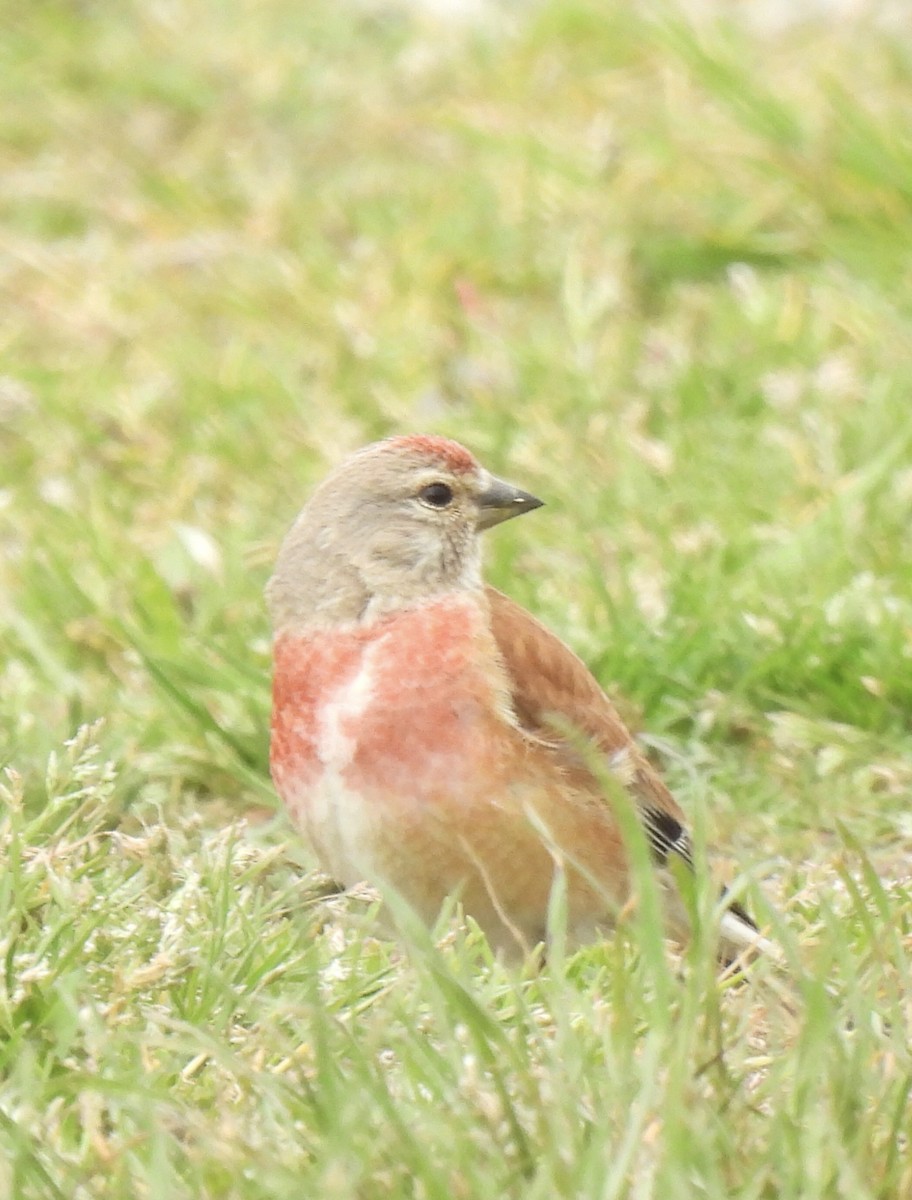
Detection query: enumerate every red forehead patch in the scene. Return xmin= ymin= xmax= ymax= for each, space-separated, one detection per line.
xmin=386 ymin=435 xmax=478 ymax=475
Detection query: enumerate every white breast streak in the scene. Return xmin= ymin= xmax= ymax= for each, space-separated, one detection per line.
xmin=309 ymin=634 xmax=387 ymax=883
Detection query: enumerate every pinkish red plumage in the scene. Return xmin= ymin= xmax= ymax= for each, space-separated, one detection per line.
xmin=384 ymin=434 xmax=479 ymax=474
xmin=271 ymin=598 xmax=489 ymax=801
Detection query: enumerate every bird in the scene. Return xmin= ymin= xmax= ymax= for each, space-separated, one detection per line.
xmin=267 ymin=434 xmax=768 ymax=964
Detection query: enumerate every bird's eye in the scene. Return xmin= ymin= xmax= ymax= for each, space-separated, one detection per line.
xmin=418 ymin=482 xmax=454 ymax=508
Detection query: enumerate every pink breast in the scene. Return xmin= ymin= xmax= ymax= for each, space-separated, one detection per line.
xmin=270 ymin=598 xmax=494 ymax=802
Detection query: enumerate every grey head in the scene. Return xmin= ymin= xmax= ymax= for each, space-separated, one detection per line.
xmin=266 ymin=434 xmax=542 ymax=631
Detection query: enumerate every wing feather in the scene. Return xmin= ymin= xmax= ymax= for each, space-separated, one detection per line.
xmin=484 ymin=585 xmax=767 ymax=962
xmin=484 ymin=586 xmax=690 ymax=868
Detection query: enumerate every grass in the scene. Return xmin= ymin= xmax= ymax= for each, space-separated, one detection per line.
xmin=2 ymin=0 xmax=912 ymax=1195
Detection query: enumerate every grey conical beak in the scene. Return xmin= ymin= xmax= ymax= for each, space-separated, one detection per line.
xmin=476 ymin=473 xmax=544 ymax=531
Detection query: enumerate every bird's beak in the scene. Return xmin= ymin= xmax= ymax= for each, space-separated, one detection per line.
xmin=476 ymin=473 xmax=544 ymax=531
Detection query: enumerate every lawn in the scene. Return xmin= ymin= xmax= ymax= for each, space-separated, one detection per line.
xmin=2 ymin=0 xmax=911 ymax=1196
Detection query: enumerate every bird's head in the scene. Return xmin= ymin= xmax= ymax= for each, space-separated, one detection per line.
xmin=267 ymin=435 xmax=543 ymax=630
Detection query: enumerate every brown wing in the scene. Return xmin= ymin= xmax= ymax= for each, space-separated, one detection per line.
xmin=484 ymin=585 xmax=693 ymax=869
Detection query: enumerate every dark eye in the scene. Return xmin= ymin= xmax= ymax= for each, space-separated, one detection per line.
xmin=419 ymin=482 xmax=454 ymax=508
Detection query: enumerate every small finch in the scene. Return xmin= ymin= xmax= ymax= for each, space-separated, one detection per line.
xmin=267 ymin=435 xmax=766 ymax=962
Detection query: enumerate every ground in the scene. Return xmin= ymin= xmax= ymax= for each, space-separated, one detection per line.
xmin=1 ymin=1 xmax=911 ymax=1196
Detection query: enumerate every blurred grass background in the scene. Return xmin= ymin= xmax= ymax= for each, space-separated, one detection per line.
xmin=2 ymin=0 xmax=912 ymax=1196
